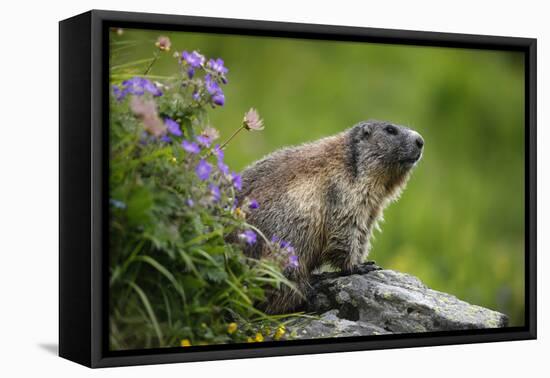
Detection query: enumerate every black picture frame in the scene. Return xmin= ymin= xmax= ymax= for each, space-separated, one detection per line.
xmin=59 ymin=9 xmax=537 ymax=368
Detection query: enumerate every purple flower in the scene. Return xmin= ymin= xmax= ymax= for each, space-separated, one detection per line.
xmin=122 ymin=77 xmax=162 ymax=97
xmin=182 ymin=140 xmax=201 ymax=154
xmin=187 ymin=67 xmax=195 ymax=78
xmin=214 ymin=145 xmax=228 ymax=174
xmin=288 ymin=254 xmax=299 ymax=268
xmin=218 ymin=161 xmax=229 ymax=175
xmin=279 ymin=240 xmax=290 ymax=249
xmin=142 ymin=79 xmax=163 ymax=97
xmin=192 ymin=91 xmax=200 ymax=101
xmin=122 ymin=77 xmax=145 ymax=95
xmin=204 ymin=74 xmax=221 ymax=95
xmin=211 ymin=92 xmax=225 ymax=106
xmin=160 ymin=135 xmax=172 ymax=143
xmin=231 ymin=172 xmax=242 ymax=191
xmin=207 ymin=58 xmax=228 ymax=75
xmin=182 ymin=50 xmax=205 ymax=68
xmin=165 ymin=118 xmax=182 ymax=136
xmin=209 ymin=184 xmax=221 ymax=202
xmin=204 ymin=74 xmax=225 ymax=107
xmin=249 ymin=199 xmax=259 ymax=209
xmin=213 ymin=144 xmax=224 ymax=161
xmin=186 ymin=198 xmax=194 ymax=207
xmin=271 ymin=235 xmax=279 ymax=243
xmin=195 ymin=159 xmax=212 ymax=181
xmin=112 ymin=85 xmax=125 ymax=101
xmin=239 ymin=230 xmax=257 ymax=245
xmin=196 ymin=135 xmax=212 ymax=147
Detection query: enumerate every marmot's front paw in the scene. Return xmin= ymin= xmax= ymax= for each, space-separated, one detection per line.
xmin=349 ymin=262 xmax=381 ymax=275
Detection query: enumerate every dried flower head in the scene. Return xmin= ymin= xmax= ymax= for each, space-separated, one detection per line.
xmin=155 ymin=36 xmax=171 ymax=51
xmin=243 ymin=108 xmax=264 ymax=131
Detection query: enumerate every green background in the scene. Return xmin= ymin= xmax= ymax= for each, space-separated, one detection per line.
xmin=112 ymin=28 xmax=525 ymax=325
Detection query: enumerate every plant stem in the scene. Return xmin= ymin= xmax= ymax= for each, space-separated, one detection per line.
xmin=143 ymin=52 xmax=159 ymax=75
xmin=219 ymin=125 xmax=245 ymax=150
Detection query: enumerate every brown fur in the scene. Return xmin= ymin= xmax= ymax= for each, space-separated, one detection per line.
xmin=238 ymin=120 xmax=424 ymax=313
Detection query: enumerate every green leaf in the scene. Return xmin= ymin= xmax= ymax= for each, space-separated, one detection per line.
xmin=126 ymin=280 xmax=164 ymax=345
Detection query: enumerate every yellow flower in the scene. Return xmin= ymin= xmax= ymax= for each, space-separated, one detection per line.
xmin=180 ymin=339 xmax=191 ymax=347
xmin=234 ymin=207 xmax=246 ymax=220
xmin=227 ymin=322 xmax=238 ymax=334
xmin=247 ymin=337 xmax=254 ymax=343
xmin=274 ymin=326 xmax=286 ymax=341
xmin=169 ymin=156 xmax=177 ymax=164
xmin=254 ymin=332 xmax=264 ymax=342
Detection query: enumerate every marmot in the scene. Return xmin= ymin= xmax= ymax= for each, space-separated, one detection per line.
xmin=238 ymin=120 xmax=424 ymax=314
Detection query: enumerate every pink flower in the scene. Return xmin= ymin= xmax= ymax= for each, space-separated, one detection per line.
xmin=155 ymin=36 xmax=171 ymax=51
xmin=243 ymin=108 xmax=264 ymax=131
xmin=130 ymin=97 xmax=166 ymax=137
xmin=201 ymin=126 xmax=220 ymax=141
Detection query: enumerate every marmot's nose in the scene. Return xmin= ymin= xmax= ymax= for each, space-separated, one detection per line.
xmin=415 ymin=136 xmax=424 ymax=150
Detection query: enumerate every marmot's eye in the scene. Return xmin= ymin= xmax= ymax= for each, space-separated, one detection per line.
xmin=384 ymin=125 xmax=398 ymax=135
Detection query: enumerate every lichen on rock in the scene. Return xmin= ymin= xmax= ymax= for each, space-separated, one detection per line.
xmin=289 ymin=263 xmax=508 ymax=339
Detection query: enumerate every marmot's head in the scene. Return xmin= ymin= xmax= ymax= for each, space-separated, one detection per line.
xmin=347 ymin=120 xmax=424 ymax=192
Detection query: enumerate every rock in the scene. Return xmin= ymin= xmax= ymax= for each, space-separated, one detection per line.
xmin=290 ymin=263 xmax=508 ymax=339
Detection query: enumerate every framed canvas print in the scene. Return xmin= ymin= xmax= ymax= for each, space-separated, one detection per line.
xmin=59 ymin=10 xmax=537 ymax=368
